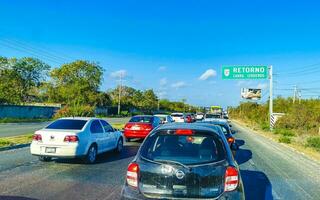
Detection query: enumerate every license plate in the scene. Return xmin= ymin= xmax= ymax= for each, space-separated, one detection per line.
xmin=131 ymin=126 xmax=140 ymax=130
xmin=45 ymin=147 xmax=56 ymax=153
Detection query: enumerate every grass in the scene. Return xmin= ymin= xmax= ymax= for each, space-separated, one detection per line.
xmin=274 ymin=128 xmax=295 ymax=137
xmin=0 ymin=133 xmax=33 ymax=148
xmin=112 ymin=123 xmax=125 ymax=130
xmin=306 ymin=137 xmax=320 ymax=151
xmin=279 ymin=136 xmax=291 ymax=144
xmin=0 ymin=118 xmax=50 ymax=123
xmin=0 ymin=123 xmax=125 ymax=148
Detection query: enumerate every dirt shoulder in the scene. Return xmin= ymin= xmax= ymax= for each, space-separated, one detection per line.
xmin=232 ymin=119 xmax=320 ymax=163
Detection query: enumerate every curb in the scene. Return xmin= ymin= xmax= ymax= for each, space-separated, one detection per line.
xmin=0 ymin=143 xmax=30 ymax=152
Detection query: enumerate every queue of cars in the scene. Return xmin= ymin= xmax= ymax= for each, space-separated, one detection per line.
xmin=30 ymin=111 xmax=244 ymax=199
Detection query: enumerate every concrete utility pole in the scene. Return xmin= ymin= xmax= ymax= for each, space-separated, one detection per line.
xmin=293 ymin=85 xmax=297 ymax=103
xmin=269 ymin=65 xmax=273 ymax=131
xmin=117 ymin=73 xmax=123 ymax=115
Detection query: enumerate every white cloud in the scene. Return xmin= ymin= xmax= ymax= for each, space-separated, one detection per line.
xmin=158 ymin=66 xmax=167 ymax=72
xmin=199 ymin=69 xmax=217 ymax=81
xmin=110 ymin=70 xmax=127 ymax=78
xmin=257 ymin=83 xmax=268 ymax=89
xmin=171 ymin=81 xmax=188 ymax=89
xmin=159 ymin=78 xmax=167 ymax=87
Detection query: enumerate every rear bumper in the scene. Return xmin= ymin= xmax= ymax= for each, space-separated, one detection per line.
xmin=124 ymin=130 xmax=151 ymax=138
xmin=30 ymin=142 xmax=86 ymax=158
xmin=121 ymin=185 xmax=245 ymax=200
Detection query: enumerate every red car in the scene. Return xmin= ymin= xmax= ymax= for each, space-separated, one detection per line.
xmin=124 ymin=115 xmax=161 ymax=141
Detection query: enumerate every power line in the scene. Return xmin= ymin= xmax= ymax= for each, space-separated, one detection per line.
xmin=0 ymin=41 xmax=63 ymax=65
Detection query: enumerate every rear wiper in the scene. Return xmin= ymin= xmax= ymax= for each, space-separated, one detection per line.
xmin=154 ymin=159 xmax=190 ymax=170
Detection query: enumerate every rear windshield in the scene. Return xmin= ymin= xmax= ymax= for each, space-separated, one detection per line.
xmin=171 ymin=114 xmax=183 ymax=117
xmin=46 ymin=119 xmax=87 ymax=130
xmin=129 ymin=116 xmax=153 ymax=123
xmin=205 ymin=114 xmax=221 ymax=119
xmin=141 ymin=131 xmax=226 ymax=165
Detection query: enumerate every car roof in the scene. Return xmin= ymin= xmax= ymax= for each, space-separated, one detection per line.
xmin=155 ymin=123 xmax=223 ymax=136
xmin=154 ymin=114 xmax=168 ymax=117
xmin=132 ymin=115 xmax=153 ymax=117
xmin=171 ymin=112 xmax=184 ymax=115
xmin=59 ymin=117 xmax=98 ymax=121
xmin=197 ymin=120 xmax=229 ymax=126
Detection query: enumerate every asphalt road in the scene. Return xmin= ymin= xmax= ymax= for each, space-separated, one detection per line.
xmin=0 ymin=122 xmax=319 ymax=200
xmin=0 ymin=118 xmax=130 ymax=138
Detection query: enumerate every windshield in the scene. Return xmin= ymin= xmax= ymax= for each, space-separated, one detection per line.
xmin=205 ymin=114 xmax=221 ymax=119
xmin=129 ymin=116 xmax=152 ymax=123
xmin=46 ymin=119 xmax=87 ymax=130
xmin=171 ymin=114 xmax=183 ymax=117
xmin=141 ymin=131 xmax=226 ymax=165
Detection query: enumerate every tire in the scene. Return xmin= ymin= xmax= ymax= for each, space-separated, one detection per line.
xmin=39 ymin=156 xmax=52 ymax=162
xmin=84 ymin=145 xmax=97 ymax=164
xmin=115 ymin=138 xmax=124 ymax=153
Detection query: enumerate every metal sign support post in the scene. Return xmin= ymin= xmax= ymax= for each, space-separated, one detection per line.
xmin=269 ymin=65 xmax=273 ymax=131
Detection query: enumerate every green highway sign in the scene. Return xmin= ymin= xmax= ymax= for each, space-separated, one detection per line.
xmin=222 ymin=66 xmax=268 ymax=79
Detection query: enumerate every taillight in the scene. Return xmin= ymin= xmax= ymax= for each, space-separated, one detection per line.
xmin=227 ymin=137 xmax=235 ymax=144
xmin=124 ymin=123 xmax=131 ymax=130
xmin=127 ymin=163 xmax=139 ymax=188
xmin=144 ymin=124 xmax=152 ymax=131
xmin=32 ymin=134 xmax=42 ymax=142
xmin=224 ymin=166 xmax=239 ymax=192
xmin=64 ymin=135 xmax=79 ymax=142
xmin=175 ymin=129 xmax=194 ymax=135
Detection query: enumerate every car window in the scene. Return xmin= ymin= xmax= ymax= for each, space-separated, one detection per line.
xmin=205 ymin=114 xmax=221 ymax=119
xmin=46 ymin=119 xmax=87 ymax=130
xmin=129 ymin=116 xmax=153 ymax=123
xmin=100 ymin=120 xmax=114 ymax=132
xmin=90 ymin=120 xmax=104 ymax=133
xmin=171 ymin=114 xmax=183 ymax=117
xmin=141 ymin=131 xmax=226 ymax=165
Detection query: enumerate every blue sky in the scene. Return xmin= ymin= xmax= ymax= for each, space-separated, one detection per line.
xmin=1 ymin=0 xmax=320 ymax=108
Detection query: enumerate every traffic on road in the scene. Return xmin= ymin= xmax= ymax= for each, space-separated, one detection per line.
xmin=1 ymin=1 xmax=320 ymax=200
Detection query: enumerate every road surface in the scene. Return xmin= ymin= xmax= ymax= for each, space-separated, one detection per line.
xmin=0 ymin=118 xmax=130 ymax=138
xmin=0 ymin=122 xmax=319 ymax=200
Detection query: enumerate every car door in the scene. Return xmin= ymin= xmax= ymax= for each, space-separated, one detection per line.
xmin=100 ymin=120 xmax=117 ymax=150
xmin=90 ymin=120 xmax=106 ymax=153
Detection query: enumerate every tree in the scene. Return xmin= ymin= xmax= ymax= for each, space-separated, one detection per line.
xmin=47 ymin=60 xmax=103 ymax=106
xmin=0 ymin=56 xmax=50 ymax=104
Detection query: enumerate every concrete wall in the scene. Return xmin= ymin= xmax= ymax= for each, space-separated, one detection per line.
xmin=0 ymin=105 xmax=60 ymax=119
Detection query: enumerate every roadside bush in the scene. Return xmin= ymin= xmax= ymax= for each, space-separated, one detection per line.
xmin=274 ymin=129 xmax=295 ymax=137
xmin=54 ymin=105 xmax=95 ymax=118
xmin=279 ymin=136 xmax=291 ymax=144
xmin=306 ymin=137 xmax=320 ymax=151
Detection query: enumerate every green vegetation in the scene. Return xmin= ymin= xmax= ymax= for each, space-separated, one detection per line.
xmin=1 ymin=56 xmax=201 ymax=119
xmin=0 ymin=133 xmax=33 ymax=148
xmin=306 ymin=137 xmax=320 ymax=151
xmin=279 ymin=136 xmax=292 ymax=144
xmin=229 ymin=97 xmax=320 ymax=151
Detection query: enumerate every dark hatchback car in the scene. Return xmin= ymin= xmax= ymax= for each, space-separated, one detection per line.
xmin=196 ymin=121 xmax=236 ymax=147
xmin=121 ymin=124 xmax=245 ymax=200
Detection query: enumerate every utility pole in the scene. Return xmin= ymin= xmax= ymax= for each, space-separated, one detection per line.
xmin=117 ymin=73 xmax=122 ymax=115
xmin=293 ymin=85 xmax=297 ymax=103
xmin=298 ymin=90 xmax=302 ymax=104
xmin=269 ymin=65 xmax=273 ymax=131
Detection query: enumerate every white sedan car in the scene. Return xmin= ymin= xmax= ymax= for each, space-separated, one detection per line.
xmin=170 ymin=113 xmax=186 ymax=123
xmin=30 ymin=117 xmax=124 ymax=164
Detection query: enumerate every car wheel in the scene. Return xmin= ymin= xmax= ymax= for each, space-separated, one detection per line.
xmin=116 ymin=138 xmax=123 ymax=153
xmin=85 ymin=145 xmax=97 ymax=164
xmin=125 ymin=137 xmax=131 ymax=142
xmin=39 ymin=156 xmax=52 ymax=162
